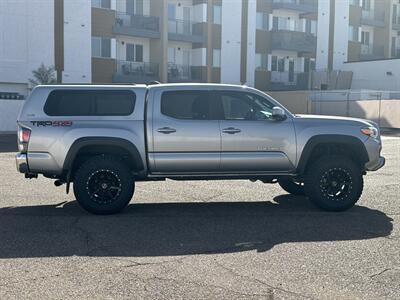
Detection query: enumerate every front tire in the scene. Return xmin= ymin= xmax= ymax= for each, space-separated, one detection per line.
xmin=73 ymin=155 xmax=134 ymax=215
xmin=304 ymin=155 xmax=363 ymax=211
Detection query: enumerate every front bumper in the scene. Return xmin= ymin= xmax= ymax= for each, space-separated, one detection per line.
xmin=365 ymin=156 xmax=385 ymax=171
xmin=364 ymin=136 xmax=385 ymax=172
xmin=16 ymin=153 xmax=29 ymax=173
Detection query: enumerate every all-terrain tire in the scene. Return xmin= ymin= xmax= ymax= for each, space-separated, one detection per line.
xmin=73 ymin=155 xmax=134 ymax=215
xmin=304 ymin=155 xmax=363 ymax=211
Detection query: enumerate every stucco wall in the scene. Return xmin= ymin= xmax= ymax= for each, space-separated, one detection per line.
xmin=0 ymin=100 xmax=24 ymax=133
xmin=267 ymin=91 xmax=311 ymax=114
xmin=269 ymin=90 xmax=400 ymax=129
xmin=341 ymin=59 xmax=400 ymax=90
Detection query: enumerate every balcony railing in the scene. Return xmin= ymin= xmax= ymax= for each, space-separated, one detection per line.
xmin=360 ymin=44 xmax=385 ymax=60
xmin=271 ymin=30 xmax=316 ymax=54
xmin=272 ymin=0 xmax=317 ymax=13
xmin=114 ymin=12 xmax=160 ymax=38
xmin=113 ymin=60 xmax=159 ymax=84
xmin=167 ymin=19 xmax=205 ymax=43
xmin=167 ymin=63 xmax=192 ymax=82
xmin=168 ymin=19 xmax=193 ymax=35
xmin=267 ymin=71 xmax=310 ymax=91
xmin=167 ymin=63 xmax=205 ymax=82
xmin=361 ymin=10 xmax=385 ymax=27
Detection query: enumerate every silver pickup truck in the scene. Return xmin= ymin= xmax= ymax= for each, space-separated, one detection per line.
xmin=16 ymin=83 xmax=385 ymax=214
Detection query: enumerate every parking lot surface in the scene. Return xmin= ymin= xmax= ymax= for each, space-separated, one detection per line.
xmin=0 ymin=135 xmax=399 ymax=299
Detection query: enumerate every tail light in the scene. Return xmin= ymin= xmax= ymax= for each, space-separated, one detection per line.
xmin=18 ymin=126 xmax=31 ymax=153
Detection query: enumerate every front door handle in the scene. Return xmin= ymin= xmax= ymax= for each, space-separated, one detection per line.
xmin=222 ymin=127 xmax=241 ymax=134
xmin=157 ymin=127 xmax=177 ymax=134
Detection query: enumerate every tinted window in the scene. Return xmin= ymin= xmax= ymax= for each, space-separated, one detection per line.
xmin=44 ymin=90 xmax=136 ymax=116
xmin=161 ymin=91 xmax=218 ymax=120
xmin=217 ymin=92 xmax=275 ymax=121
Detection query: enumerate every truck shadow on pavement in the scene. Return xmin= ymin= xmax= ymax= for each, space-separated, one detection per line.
xmin=0 ymin=195 xmax=393 ymax=258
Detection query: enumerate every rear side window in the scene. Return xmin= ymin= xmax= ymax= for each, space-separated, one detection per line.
xmin=44 ymin=90 xmax=136 ymax=116
xmin=161 ymin=91 xmax=220 ymax=120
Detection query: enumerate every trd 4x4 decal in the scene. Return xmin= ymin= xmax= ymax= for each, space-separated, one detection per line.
xmin=30 ymin=121 xmax=73 ymax=127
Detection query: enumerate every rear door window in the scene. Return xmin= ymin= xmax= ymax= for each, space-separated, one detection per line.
xmin=44 ymin=90 xmax=136 ymax=116
xmin=160 ymin=90 xmax=221 ymax=120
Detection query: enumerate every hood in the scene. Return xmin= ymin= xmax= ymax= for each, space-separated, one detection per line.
xmin=295 ymin=114 xmax=378 ymax=128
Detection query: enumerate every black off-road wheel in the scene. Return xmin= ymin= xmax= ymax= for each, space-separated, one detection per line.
xmin=73 ymin=156 xmax=134 ymax=215
xmin=278 ymin=178 xmax=305 ymax=196
xmin=304 ymin=155 xmax=363 ymax=211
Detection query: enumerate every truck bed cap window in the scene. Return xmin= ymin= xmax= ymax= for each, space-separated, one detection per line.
xmin=44 ymin=90 xmax=136 ymax=116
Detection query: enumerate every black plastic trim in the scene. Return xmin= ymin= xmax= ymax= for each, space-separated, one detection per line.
xmin=297 ymin=135 xmax=369 ymax=174
xmin=63 ymin=137 xmax=144 ymax=172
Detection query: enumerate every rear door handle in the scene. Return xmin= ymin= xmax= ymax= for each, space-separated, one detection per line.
xmin=222 ymin=127 xmax=241 ymax=134
xmin=157 ymin=127 xmax=176 ymax=134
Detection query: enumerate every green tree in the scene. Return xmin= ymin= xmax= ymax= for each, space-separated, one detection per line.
xmin=29 ymin=63 xmax=57 ymax=86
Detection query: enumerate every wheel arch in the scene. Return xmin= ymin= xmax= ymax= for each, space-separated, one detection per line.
xmin=297 ymin=135 xmax=369 ymax=175
xmin=63 ymin=137 xmax=145 ymax=177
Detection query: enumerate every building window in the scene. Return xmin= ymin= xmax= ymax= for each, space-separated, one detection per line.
xmin=350 ymin=0 xmax=360 ymax=6
xmin=91 ymin=0 xmax=111 ymax=9
xmin=168 ymin=47 xmax=176 ymax=63
xmin=168 ymin=4 xmax=176 ymax=20
xmin=126 ymin=44 xmax=143 ymax=62
xmin=127 ymin=0 xmax=144 ymax=15
xmin=255 ymin=53 xmax=267 ymax=70
xmin=305 ymin=19 xmax=317 ymax=35
xmin=136 ymin=44 xmax=143 ymax=62
xmin=393 ymin=4 xmax=399 ymax=24
xmin=270 ymin=56 xmax=286 ymax=72
xmin=271 ymin=56 xmax=277 ymax=71
xmin=361 ymin=31 xmax=370 ymax=45
xmin=304 ymin=57 xmax=316 ymax=73
xmin=278 ymin=57 xmax=285 ymax=72
xmin=362 ymin=0 xmax=370 ymax=11
xmin=391 ymin=36 xmax=397 ymax=56
xmin=92 ymin=37 xmax=111 ymax=58
xmin=310 ymin=58 xmax=316 ymax=71
xmin=213 ymin=49 xmax=221 ymax=67
xmin=256 ymin=12 xmax=268 ymax=30
xmin=304 ymin=57 xmax=310 ymax=73
xmin=272 ymin=16 xmax=299 ymax=31
xmin=213 ymin=5 xmax=222 ymax=25
xmin=348 ymin=26 xmax=359 ymax=42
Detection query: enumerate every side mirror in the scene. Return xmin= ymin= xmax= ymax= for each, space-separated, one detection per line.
xmin=272 ymin=107 xmax=287 ymax=121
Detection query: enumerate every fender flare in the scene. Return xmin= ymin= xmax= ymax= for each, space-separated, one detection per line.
xmin=63 ymin=137 xmax=144 ymax=172
xmin=297 ymin=134 xmax=369 ymax=174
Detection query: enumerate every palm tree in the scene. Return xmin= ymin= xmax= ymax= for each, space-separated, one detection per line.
xmin=29 ymin=63 xmax=57 ymax=86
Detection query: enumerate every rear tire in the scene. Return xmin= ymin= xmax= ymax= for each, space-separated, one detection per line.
xmin=278 ymin=178 xmax=305 ymax=196
xmin=304 ymin=155 xmax=363 ymax=211
xmin=73 ymin=155 xmax=134 ymax=215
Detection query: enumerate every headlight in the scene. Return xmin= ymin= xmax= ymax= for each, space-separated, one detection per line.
xmin=361 ymin=126 xmax=378 ymax=138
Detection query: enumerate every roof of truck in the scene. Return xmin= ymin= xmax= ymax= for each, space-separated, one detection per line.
xmin=35 ymin=83 xmax=249 ymax=89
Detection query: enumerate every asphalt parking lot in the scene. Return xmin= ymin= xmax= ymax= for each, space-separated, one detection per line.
xmin=0 ymin=135 xmax=399 ymax=299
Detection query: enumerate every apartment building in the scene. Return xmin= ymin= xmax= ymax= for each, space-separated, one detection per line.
xmin=91 ymin=0 xmax=211 ymax=84
xmin=317 ymin=0 xmax=400 ymax=70
xmin=1 ymin=0 xmax=399 ymax=99
xmin=90 ymin=0 xmax=319 ymax=90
